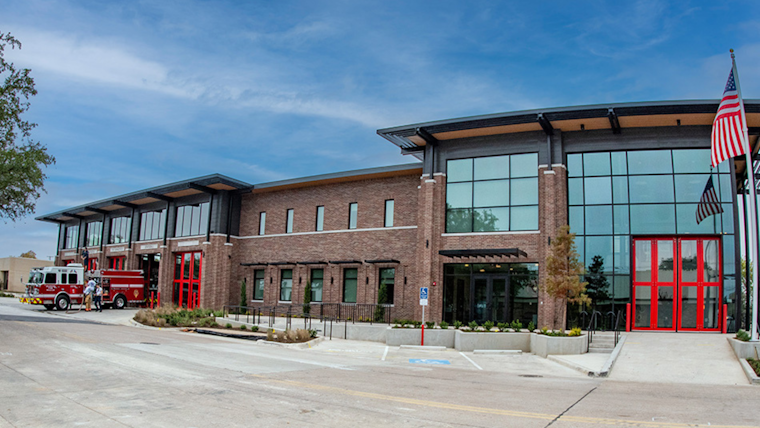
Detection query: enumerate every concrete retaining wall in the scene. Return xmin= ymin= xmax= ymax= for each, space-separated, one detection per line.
xmin=531 ymin=334 xmax=588 ymax=358
xmin=386 ymin=328 xmax=455 ymax=347
xmin=454 ymin=331 xmax=531 ymax=352
xmin=727 ymin=337 xmax=760 ymax=359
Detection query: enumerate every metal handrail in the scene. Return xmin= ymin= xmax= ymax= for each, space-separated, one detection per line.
xmin=612 ymin=309 xmax=624 ymax=346
xmin=586 ymin=310 xmax=602 ymax=347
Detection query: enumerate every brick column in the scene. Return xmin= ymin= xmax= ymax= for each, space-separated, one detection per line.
xmin=537 ymin=165 xmax=568 ymax=329
xmin=414 ymin=173 xmax=446 ymax=322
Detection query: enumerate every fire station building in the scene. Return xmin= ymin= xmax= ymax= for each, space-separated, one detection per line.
xmin=38 ymin=100 xmax=760 ymax=332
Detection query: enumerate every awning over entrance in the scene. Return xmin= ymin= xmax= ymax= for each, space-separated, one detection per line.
xmin=439 ymin=248 xmax=528 ymax=258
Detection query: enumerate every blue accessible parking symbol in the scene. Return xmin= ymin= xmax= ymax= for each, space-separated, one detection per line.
xmin=409 ymin=359 xmax=450 ymax=365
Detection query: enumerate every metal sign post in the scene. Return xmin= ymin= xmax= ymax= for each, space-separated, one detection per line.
xmin=420 ymin=287 xmax=428 ymax=346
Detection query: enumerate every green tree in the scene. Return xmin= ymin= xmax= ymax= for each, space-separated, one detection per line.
xmin=240 ymin=278 xmax=247 ymax=310
xmin=19 ymin=250 xmax=36 ymax=259
xmin=0 ymin=33 xmax=55 ymax=221
xmin=584 ymin=255 xmax=610 ymax=308
xmin=543 ymin=225 xmax=589 ymax=330
xmin=303 ymin=281 xmax=312 ymax=314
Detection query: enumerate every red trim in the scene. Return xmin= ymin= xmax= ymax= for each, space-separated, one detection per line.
xmin=173 ymin=251 xmax=202 ymax=309
xmin=109 ymin=256 xmax=125 ymax=270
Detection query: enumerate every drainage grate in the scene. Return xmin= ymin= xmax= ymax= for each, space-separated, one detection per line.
xmin=518 ymin=374 xmax=543 ymax=378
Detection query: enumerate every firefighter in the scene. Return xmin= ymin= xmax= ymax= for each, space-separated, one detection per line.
xmin=83 ymin=279 xmax=96 ymax=312
xmin=94 ymin=282 xmax=103 ymax=312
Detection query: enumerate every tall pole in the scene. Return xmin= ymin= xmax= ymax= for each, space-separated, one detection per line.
xmin=732 ymin=50 xmax=759 ymax=341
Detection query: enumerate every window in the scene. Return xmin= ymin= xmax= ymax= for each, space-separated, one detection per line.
xmin=175 ymin=203 xmax=209 ymax=237
xmin=310 ymin=269 xmax=323 ymax=302
xmin=316 ymin=206 xmax=324 ymax=231
xmin=259 ymin=212 xmax=266 ymax=235
xmin=86 ymin=258 xmax=98 ymax=271
xmin=348 ymin=203 xmax=358 ymax=229
xmin=65 ymin=226 xmax=79 ymax=249
xmin=44 ymin=273 xmax=57 ymax=284
xmin=109 ymin=256 xmax=125 ymax=270
xmin=85 ymin=222 xmax=102 ymax=247
xmin=384 ymin=200 xmax=394 ymax=227
xmin=280 ymin=269 xmax=293 ymax=301
xmin=446 ymin=153 xmax=538 ymax=233
xmin=343 ymin=268 xmax=358 ymax=303
xmin=110 ymin=217 xmax=131 ymax=244
xmin=140 ymin=210 xmax=166 ymax=241
xmin=67 ymin=273 xmax=78 ymax=284
xmin=253 ymin=270 xmax=265 ymax=300
xmin=378 ymin=268 xmax=395 ymax=304
xmin=286 ymin=209 xmax=294 ymax=233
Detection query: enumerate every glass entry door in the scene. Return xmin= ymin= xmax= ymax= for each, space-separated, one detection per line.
xmin=471 ymin=275 xmax=508 ymax=323
xmin=173 ymin=251 xmax=202 ymax=309
xmin=632 ymin=237 xmax=721 ymax=331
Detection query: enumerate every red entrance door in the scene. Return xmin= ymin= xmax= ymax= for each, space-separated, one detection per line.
xmin=632 ymin=237 xmax=721 ymax=331
xmin=173 ymin=251 xmax=202 ymax=309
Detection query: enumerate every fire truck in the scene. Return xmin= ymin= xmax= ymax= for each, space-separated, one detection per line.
xmin=20 ymin=263 xmax=145 ymax=311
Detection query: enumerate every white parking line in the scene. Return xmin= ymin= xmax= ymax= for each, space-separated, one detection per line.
xmin=382 ymin=346 xmax=389 ymax=361
xmin=459 ymin=352 xmax=483 ymax=370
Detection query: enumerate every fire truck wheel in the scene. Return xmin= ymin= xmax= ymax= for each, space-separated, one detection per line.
xmin=55 ymin=295 xmax=70 ymax=311
xmin=113 ymin=295 xmax=126 ymax=309
xmin=43 ymin=304 xmax=55 ymax=311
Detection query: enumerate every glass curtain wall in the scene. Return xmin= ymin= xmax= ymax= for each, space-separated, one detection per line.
xmin=567 ymin=149 xmax=736 ymax=327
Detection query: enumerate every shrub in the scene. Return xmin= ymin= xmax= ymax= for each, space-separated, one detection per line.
xmin=211 ymin=321 xmax=219 ymax=327
xmin=510 ymin=320 xmax=522 ymax=332
xmin=303 ymin=281 xmax=312 ymax=315
xmin=569 ymin=327 xmax=582 ymax=337
xmin=453 ymin=321 xmax=463 ymax=329
xmin=736 ymin=329 xmax=751 ymax=342
xmin=375 ymin=281 xmax=388 ymax=321
xmin=266 ymin=329 xmax=274 ymax=341
xmin=527 ymin=321 xmax=536 ymax=332
xmin=225 ymin=323 xmax=232 ymax=329
xmin=483 ymin=321 xmax=495 ymax=331
xmin=296 ymin=329 xmax=310 ymax=341
xmin=308 ymin=329 xmax=318 ymax=338
xmin=286 ymin=330 xmax=298 ymax=342
xmin=439 ymin=321 xmax=449 ymax=330
xmin=412 ymin=320 xmax=422 ymax=329
xmin=240 ymin=325 xmax=247 ymax=331
xmin=497 ymin=322 xmax=508 ymax=332
xmin=541 ymin=326 xmax=549 ymax=335
xmin=425 ymin=321 xmax=435 ymax=329
xmin=251 ymin=325 xmax=259 ymax=332
xmin=468 ymin=321 xmax=479 ymax=330
xmin=240 ymin=279 xmax=247 ymax=310
xmin=748 ymin=358 xmax=760 ymax=376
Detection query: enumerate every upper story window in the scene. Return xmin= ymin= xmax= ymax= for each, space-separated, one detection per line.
xmin=140 ymin=210 xmax=166 ymax=241
xmin=110 ymin=217 xmax=131 ymax=244
xmin=65 ymin=225 xmax=79 ymax=249
xmin=280 ymin=269 xmax=292 ymax=301
xmin=85 ymin=221 xmax=102 ymax=247
xmin=175 ymin=203 xmax=209 ymax=237
xmin=446 ymin=153 xmax=538 ymax=233
xmin=286 ymin=209 xmax=294 ymax=233
xmin=315 ymin=206 xmax=324 ymax=231
xmin=384 ymin=200 xmax=394 ymax=227
xmin=348 ymin=203 xmax=358 ymax=229
xmin=259 ymin=212 xmax=266 ymax=235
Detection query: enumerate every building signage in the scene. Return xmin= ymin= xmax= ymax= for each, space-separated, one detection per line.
xmin=178 ymin=240 xmax=200 ymax=247
xmin=63 ymin=252 xmax=76 ymax=257
xmin=141 ymin=244 xmax=159 ymax=250
xmin=110 ymin=247 xmax=126 ymax=253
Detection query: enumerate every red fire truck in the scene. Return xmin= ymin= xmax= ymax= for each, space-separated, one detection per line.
xmin=20 ymin=263 xmax=145 ymax=311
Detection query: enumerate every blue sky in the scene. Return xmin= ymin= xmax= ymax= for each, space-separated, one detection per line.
xmin=1 ymin=0 xmax=759 ymax=260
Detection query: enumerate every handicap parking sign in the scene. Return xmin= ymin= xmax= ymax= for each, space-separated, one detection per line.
xmin=420 ymin=287 xmax=428 ymax=306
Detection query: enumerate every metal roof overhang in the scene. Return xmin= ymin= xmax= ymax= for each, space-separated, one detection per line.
xmin=364 ymin=259 xmax=400 ymax=264
xmin=37 ymin=174 xmax=252 ymax=223
xmin=378 ymin=100 xmax=760 ymax=152
xmin=439 ymin=248 xmax=528 ymax=258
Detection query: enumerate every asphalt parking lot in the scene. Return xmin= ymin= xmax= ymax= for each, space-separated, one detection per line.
xmin=1 ymin=297 xmax=759 ymax=428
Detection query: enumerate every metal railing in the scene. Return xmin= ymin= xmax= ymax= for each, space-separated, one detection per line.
xmin=612 ymin=309 xmax=624 ymax=347
xmin=585 ymin=310 xmax=602 ymax=348
xmin=316 ymin=302 xmax=393 ymax=324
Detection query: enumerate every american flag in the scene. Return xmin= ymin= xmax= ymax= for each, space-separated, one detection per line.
xmin=711 ymin=69 xmax=746 ymax=167
xmin=696 ymin=176 xmax=724 ymax=224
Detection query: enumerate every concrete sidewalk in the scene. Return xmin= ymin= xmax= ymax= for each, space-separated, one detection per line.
xmin=608 ymin=332 xmax=748 ymax=385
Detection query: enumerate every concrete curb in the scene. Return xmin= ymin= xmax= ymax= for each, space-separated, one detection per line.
xmin=258 ymin=336 xmax=325 ymax=349
xmin=400 ymin=345 xmax=447 ymax=351
xmin=547 ymin=355 xmax=596 ymax=376
xmin=547 ymin=335 xmax=626 ymax=378
xmin=473 ymin=349 xmax=521 ymax=354
xmin=738 ymin=358 xmax=760 ymax=385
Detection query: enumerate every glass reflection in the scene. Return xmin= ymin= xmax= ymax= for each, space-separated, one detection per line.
xmin=473 ymin=180 xmax=509 ymax=207
xmin=510 ymin=154 xmax=538 ymax=178
xmin=628 ymin=150 xmax=673 ymax=175
xmin=630 ymin=205 xmax=675 ymax=234
xmin=657 ymin=240 xmax=674 ymax=282
xmin=635 ymin=240 xmax=652 ymax=282
xmin=628 ymin=175 xmax=674 ymax=203
xmin=583 ymin=152 xmax=611 ymax=176
xmin=681 ymin=240 xmax=698 ymax=283
xmin=680 ymin=286 xmax=697 ymax=328
xmin=584 ymin=177 xmax=612 ymax=205
xmin=510 ymin=206 xmax=538 ymax=231
xmin=474 ymin=156 xmax=509 ymax=180
xmin=448 ymin=159 xmax=473 ymax=182
xmin=585 ymin=206 xmax=612 ymax=235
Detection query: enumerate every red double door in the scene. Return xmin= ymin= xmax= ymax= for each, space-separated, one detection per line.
xmin=632 ymin=237 xmax=722 ymax=332
xmin=173 ymin=251 xmax=202 ymax=309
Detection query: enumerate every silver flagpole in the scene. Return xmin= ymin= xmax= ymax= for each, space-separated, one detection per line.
xmin=732 ymin=50 xmax=759 ymax=341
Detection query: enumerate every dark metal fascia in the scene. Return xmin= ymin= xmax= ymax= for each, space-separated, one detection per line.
xmin=438 ymin=248 xmax=528 ymax=258
xmin=537 ymin=113 xmax=554 ymax=136
xmin=146 ymin=192 xmax=173 ymax=202
xmin=401 ymin=145 xmax=425 ymax=155
xmin=188 ymin=183 xmax=217 ymax=194
xmin=329 ymin=260 xmax=363 ymax=265
xmin=296 ymin=261 xmax=328 ymax=265
xmin=269 ymin=261 xmax=295 ymax=266
xmin=63 ymin=212 xmax=86 ymax=220
xmin=364 ymin=259 xmax=400 ymax=264
xmin=85 ymin=206 xmax=109 ymax=215
xmin=608 ymin=108 xmax=622 ymax=134
xmin=240 ymin=262 xmax=269 ymax=267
